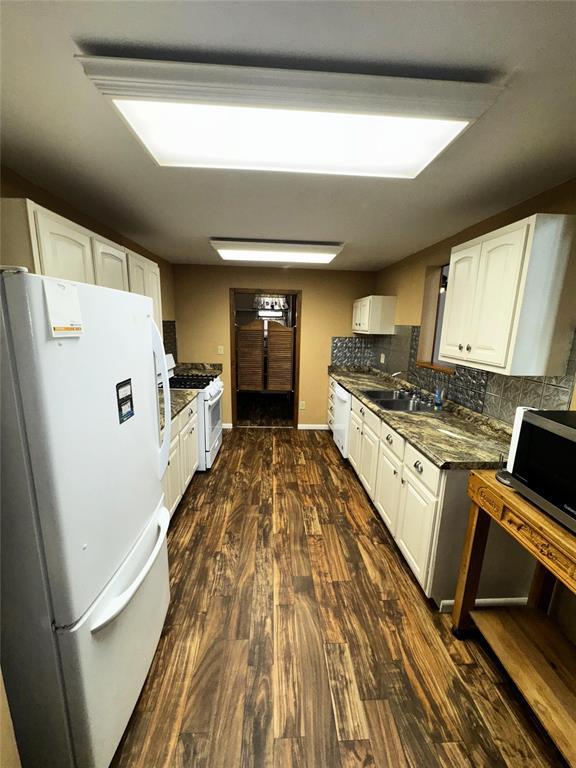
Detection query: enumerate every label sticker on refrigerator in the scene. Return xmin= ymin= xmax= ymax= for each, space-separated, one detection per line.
xmin=43 ymin=280 xmax=84 ymax=337
xmin=116 ymin=379 xmax=134 ymax=424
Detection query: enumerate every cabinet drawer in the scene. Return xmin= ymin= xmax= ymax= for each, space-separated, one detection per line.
xmin=351 ymin=396 xmax=363 ymax=417
xmin=404 ymin=443 xmax=441 ymax=496
xmin=380 ymin=423 xmax=405 ymax=462
xmin=363 ymin=407 xmax=381 ymax=438
xmin=174 ymin=398 xmax=198 ymax=433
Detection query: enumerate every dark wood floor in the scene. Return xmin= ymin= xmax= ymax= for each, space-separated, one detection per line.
xmin=112 ymin=429 xmax=564 ymax=767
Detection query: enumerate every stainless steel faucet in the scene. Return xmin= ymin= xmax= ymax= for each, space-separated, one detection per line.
xmin=391 ymin=371 xmax=406 ymax=378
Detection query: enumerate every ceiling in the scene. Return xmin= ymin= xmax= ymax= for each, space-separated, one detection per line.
xmin=2 ymin=1 xmax=576 ymax=271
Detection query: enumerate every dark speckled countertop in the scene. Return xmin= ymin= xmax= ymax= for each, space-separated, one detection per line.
xmin=159 ymin=388 xmax=200 ymax=431
xmin=329 ymin=369 xmax=511 ymax=470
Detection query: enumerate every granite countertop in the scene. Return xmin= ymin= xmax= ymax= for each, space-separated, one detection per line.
xmin=159 ymin=388 xmax=200 ymax=431
xmin=175 ymin=362 xmax=223 ymax=377
xmin=329 ymin=369 xmax=512 ymax=470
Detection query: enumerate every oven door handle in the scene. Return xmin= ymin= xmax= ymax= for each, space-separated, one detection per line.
xmin=206 ymin=389 xmax=224 ymax=409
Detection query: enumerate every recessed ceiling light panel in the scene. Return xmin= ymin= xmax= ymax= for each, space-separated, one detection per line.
xmin=210 ymin=240 xmax=343 ymax=265
xmin=79 ymin=56 xmax=503 ymax=178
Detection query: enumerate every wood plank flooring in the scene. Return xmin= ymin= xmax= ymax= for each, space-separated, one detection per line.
xmin=112 ymin=429 xmax=566 ymax=767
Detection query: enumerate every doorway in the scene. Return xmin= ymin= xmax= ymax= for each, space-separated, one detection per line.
xmin=230 ymin=289 xmax=301 ymax=428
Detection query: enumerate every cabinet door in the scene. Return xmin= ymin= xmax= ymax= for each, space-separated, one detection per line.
xmin=348 ymin=411 xmax=362 ymax=472
xmin=396 ymin=472 xmax=437 ymax=588
xmin=359 ymin=422 xmax=379 ymax=499
xmin=163 ymin=432 xmax=182 ymax=518
xmin=358 ymin=298 xmax=370 ymax=332
xmin=439 ymin=244 xmax=480 ymax=361
xmin=467 ymin=224 xmax=528 ymax=368
xmin=93 ymin=239 xmax=129 ymax=291
xmin=127 ymin=252 xmax=147 ymax=295
xmin=35 ymin=210 xmax=94 ymax=283
xmin=352 ymin=300 xmax=361 ymax=331
xmin=374 ymin=442 xmax=402 ymax=535
xmin=179 ymin=413 xmax=198 ymax=491
xmin=145 ymin=261 xmax=163 ymax=330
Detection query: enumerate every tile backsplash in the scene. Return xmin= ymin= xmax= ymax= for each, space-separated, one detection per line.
xmin=331 ymin=327 xmax=576 ymax=424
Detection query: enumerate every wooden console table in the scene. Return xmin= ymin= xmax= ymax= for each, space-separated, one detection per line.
xmin=452 ymin=469 xmax=576 ymax=766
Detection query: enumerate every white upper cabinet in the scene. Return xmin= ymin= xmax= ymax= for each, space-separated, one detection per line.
xmin=438 ymin=243 xmax=480 ymax=360
xmin=439 ymin=214 xmax=576 ymax=376
xmin=352 ymin=295 xmax=396 ymax=335
xmin=93 ymin=239 xmax=129 ymax=291
xmin=128 ymin=252 xmax=162 ymax=330
xmin=34 ymin=209 xmax=95 ymax=284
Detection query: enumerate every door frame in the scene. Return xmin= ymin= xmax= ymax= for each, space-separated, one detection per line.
xmin=229 ymin=288 xmax=302 ymax=428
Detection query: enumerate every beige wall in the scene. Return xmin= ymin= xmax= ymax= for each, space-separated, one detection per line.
xmin=174 ymin=265 xmax=375 ymax=424
xmin=1 ymin=166 xmax=176 ymax=320
xmin=376 ymin=177 xmax=576 ymax=327
xmin=1 ymin=672 xmax=21 ymax=768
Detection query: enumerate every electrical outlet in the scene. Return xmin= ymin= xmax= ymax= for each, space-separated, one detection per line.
xmin=299 ymin=400 xmax=306 ymax=410
xmin=380 ymin=353 xmax=386 ymax=364
xmin=217 ymin=345 xmax=224 ymax=355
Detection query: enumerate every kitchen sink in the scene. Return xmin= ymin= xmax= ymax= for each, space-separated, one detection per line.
xmin=378 ymin=399 xmax=436 ymax=413
xmin=360 ymin=389 xmax=411 ymax=402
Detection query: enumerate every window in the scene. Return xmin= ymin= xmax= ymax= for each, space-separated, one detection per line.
xmin=417 ymin=264 xmax=454 ymax=373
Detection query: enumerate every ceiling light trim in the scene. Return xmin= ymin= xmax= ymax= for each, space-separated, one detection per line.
xmin=78 ymin=56 xmax=503 ymax=120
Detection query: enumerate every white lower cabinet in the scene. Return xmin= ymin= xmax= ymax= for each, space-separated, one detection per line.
xmin=374 ymin=442 xmax=402 ymax=535
xmin=162 ymin=400 xmax=199 ymax=519
xmin=180 ymin=413 xmax=199 ymax=491
xmin=348 ymin=411 xmax=362 ymax=471
xmin=358 ymin=422 xmax=379 ymax=500
xmin=165 ymin=433 xmax=182 ymax=517
xmin=395 ymin=470 xmax=437 ymax=586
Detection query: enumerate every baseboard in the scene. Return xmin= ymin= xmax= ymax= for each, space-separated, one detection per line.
xmin=438 ymin=596 xmax=528 ymax=613
xmin=297 ymin=423 xmax=329 ymax=430
xmin=222 ymin=423 xmax=233 ymax=429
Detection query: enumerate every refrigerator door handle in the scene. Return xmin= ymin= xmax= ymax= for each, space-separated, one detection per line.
xmin=91 ymin=506 xmax=170 ymax=634
xmin=151 ymin=319 xmax=171 ymax=477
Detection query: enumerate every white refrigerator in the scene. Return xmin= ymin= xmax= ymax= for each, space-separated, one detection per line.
xmin=1 ymin=270 xmax=172 ymax=767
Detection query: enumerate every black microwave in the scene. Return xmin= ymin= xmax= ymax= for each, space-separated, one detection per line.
xmin=509 ymin=410 xmax=576 ymax=533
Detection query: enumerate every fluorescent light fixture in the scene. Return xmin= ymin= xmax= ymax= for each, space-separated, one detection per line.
xmin=79 ymin=57 xmax=503 ymax=178
xmin=112 ymin=100 xmax=467 ymax=178
xmin=258 ymin=309 xmax=284 ymax=318
xmin=210 ymin=240 xmax=343 ymax=265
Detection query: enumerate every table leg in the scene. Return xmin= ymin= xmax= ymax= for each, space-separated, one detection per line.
xmin=527 ymin=562 xmax=556 ymax=611
xmin=452 ymin=502 xmax=490 ymax=636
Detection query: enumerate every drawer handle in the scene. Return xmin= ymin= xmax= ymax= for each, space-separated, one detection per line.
xmin=413 ymin=460 xmax=423 ymax=473
xmin=386 ymin=434 xmax=393 ymax=444
xmin=360 ymin=407 xmax=365 ymax=415
xmin=329 ymin=405 xmax=334 ymax=413
xmin=329 ymin=394 xmax=334 ymax=401
xmin=191 ymin=427 xmax=195 ymax=433
xmin=393 ymin=469 xmax=398 ymax=476
xmin=458 ymin=344 xmax=463 ymax=351
xmin=401 ymin=478 xmax=405 ymax=485
xmin=466 ymin=344 xmax=472 ymax=352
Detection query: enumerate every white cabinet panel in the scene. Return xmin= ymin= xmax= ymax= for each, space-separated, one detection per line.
xmin=374 ymin=442 xmax=401 ymax=535
xmin=35 ymin=211 xmax=94 ymax=284
xmin=164 ymin=433 xmax=182 ymax=518
xmin=128 ymin=252 xmax=162 ymax=331
xmin=93 ymin=239 xmax=129 ymax=291
xmin=467 ymin=224 xmax=527 ymax=368
xmin=127 ymin=253 xmax=147 ymax=295
xmin=396 ymin=472 xmax=437 ymax=587
xmin=180 ymin=413 xmax=198 ymax=490
xmin=348 ymin=411 xmax=362 ymax=472
xmin=359 ymin=422 xmax=379 ymax=500
xmin=439 ymin=243 xmax=479 ymax=361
